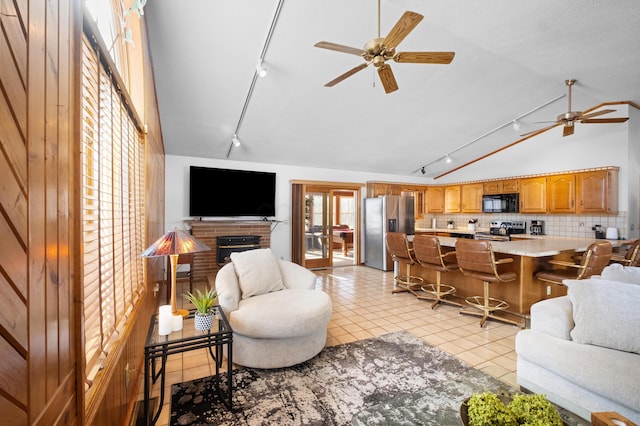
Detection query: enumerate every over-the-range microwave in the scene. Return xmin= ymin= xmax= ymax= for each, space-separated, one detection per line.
xmin=482 ymin=193 xmax=519 ymax=213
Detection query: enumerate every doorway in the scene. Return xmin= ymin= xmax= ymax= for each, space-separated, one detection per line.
xmin=291 ymin=182 xmax=362 ymax=269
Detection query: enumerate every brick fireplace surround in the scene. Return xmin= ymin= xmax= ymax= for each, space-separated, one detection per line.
xmin=189 ymin=221 xmax=271 ymax=283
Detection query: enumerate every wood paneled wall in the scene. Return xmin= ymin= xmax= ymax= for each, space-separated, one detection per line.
xmin=0 ymin=1 xmax=165 ymax=424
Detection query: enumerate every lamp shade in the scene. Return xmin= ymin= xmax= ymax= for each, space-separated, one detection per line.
xmin=142 ymin=230 xmax=211 ymax=318
xmin=141 ymin=229 xmax=210 ymax=257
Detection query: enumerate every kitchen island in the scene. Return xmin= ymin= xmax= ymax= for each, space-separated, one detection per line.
xmin=401 ymin=234 xmax=630 ymax=319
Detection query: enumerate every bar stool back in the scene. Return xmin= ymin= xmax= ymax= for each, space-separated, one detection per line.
xmin=610 ymin=239 xmax=640 ymax=267
xmin=455 ymin=239 xmax=521 ymax=327
xmin=385 ymin=232 xmax=424 ymax=296
xmin=412 ymin=234 xmax=460 ymax=309
xmin=536 ymin=241 xmax=612 ymax=286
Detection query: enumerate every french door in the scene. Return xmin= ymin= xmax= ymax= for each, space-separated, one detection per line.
xmin=291 ymin=181 xmax=362 ymax=269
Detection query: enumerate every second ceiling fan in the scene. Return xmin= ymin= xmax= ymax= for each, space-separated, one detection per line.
xmin=314 ymin=3 xmax=455 ymax=94
xmin=522 ymin=79 xmax=629 ymax=137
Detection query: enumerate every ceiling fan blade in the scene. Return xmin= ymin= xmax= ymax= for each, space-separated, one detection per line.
xmin=581 ymin=117 xmax=629 ymax=124
xmin=520 ymin=123 xmax=559 ymax=137
xmin=578 ymin=109 xmax=616 ymax=120
xmin=377 ymin=64 xmax=398 ymax=94
xmin=394 ymin=51 xmax=455 ymax=64
xmin=323 ymin=63 xmax=368 ymax=87
xmin=383 ymin=11 xmax=423 ymax=50
xmin=314 ymin=41 xmax=366 ymax=57
xmin=563 ymin=124 xmax=575 ymax=137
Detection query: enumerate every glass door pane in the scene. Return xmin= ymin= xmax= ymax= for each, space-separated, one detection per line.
xmin=304 ymin=188 xmax=332 ymax=268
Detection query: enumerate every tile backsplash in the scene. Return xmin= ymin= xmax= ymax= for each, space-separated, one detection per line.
xmin=417 ymin=211 xmax=630 ymax=239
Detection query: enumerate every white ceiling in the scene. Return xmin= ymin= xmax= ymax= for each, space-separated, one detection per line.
xmin=144 ymin=0 xmax=640 ymax=179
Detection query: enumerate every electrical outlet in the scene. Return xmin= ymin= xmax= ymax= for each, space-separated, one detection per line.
xmin=546 ymin=285 xmax=551 ymax=296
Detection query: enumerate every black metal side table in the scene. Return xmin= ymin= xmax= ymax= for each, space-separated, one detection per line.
xmin=143 ymin=306 xmax=233 ymax=426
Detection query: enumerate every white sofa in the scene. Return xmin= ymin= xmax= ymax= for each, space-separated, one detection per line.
xmin=215 ymin=248 xmax=333 ymax=369
xmin=516 ymin=264 xmax=640 ymax=422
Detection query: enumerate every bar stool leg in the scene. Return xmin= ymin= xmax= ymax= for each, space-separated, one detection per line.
xmin=392 ymin=262 xmax=423 ymax=296
xmin=461 ymin=281 xmax=522 ymax=327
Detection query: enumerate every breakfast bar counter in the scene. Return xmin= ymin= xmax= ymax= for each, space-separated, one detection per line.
xmin=400 ymin=234 xmax=630 ymax=318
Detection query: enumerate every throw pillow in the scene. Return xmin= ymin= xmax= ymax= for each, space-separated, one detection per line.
xmin=566 ymin=278 xmax=640 ymax=354
xmin=600 ymin=263 xmax=640 ymax=284
xmin=231 ymin=248 xmax=285 ymax=299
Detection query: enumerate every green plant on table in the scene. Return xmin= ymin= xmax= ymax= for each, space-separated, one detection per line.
xmin=183 ymin=287 xmax=217 ymax=314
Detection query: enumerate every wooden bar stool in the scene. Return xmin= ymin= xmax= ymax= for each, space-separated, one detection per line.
xmin=536 ymin=241 xmax=612 ymax=285
xmin=455 ymin=239 xmax=520 ymax=327
xmin=411 ymin=234 xmax=460 ymax=309
xmin=385 ymin=232 xmax=424 ymax=296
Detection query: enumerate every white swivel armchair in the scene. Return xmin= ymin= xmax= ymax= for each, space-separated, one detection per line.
xmin=215 ymin=248 xmax=333 ymax=369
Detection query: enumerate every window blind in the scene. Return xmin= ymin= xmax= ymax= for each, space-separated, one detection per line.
xmin=80 ymin=35 xmax=145 ymax=387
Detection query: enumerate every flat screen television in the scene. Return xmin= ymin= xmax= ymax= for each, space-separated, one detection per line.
xmin=189 ymin=166 xmax=276 ymax=217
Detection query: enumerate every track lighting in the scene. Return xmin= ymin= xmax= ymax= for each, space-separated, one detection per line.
xmin=421 ymin=167 xmax=426 ymax=175
xmin=512 ymin=119 xmax=521 ymax=131
xmin=256 ymin=59 xmax=267 ymax=77
xmin=445 ymin=155 xmax=452 ymax=164
xmin=232 ymin=135 xmax=241 ymax=147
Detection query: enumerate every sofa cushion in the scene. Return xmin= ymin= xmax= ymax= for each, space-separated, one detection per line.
xmin=231 ymin=248 xmax=285 ymax=299
xmin=565 ymin=278 xmax=640 ymax=354
xmin=229 ymin=289 xmax=332 ymax=339
xmin=600 ymin=264 xmax=640 ymax=284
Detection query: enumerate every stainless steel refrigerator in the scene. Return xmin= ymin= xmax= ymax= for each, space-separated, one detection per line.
xmin=364 ymin=195 xmax=415 ymax=271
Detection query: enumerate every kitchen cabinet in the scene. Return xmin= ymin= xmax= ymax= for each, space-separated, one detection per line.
xmin=483 ymin=179 xmax=519 ymax=194
xmin=444 ymin=185 xmax=461 ymax=213
xmin=461 ymin=183 xmax=483 ymax=213
xmin=577 ymin=169 xmax=618 ymax=214
xmin=547 ymin=174 xmax=576 ymax=213
xmin=413 ymin=190 xmax=427 ymax=218
xmin=427 ymin=186 xmax=444 ymax=213
xmin=520 ymin=177 xmax=547 ymax=213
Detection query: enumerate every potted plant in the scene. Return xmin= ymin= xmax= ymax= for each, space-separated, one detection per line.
xmin=183 ymin=287 xmax=218 ymax=331
xmin=468 ymin=218 xmax=478 ymax=231
xmin=447 ymin=219 xmax=454 ymax=229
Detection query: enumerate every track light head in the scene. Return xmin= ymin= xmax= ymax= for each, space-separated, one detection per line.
xmin=421 ymin=167 xmax=425 ymax=174
xmin=232 ymin=135 xmax=241 ymax=147
xmin=445 ymin=155 xmax=452 ymax=164
xmin=256 ymin=59 xmax=267 ymax=77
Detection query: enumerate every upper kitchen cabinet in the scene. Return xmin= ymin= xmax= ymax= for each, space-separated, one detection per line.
xmin=520 ymin=177 xmax=547 ymax=213
xmin=409 ymin=190 xmax=427 ymax=218
xmin=444 ymin=185 xmax=461 ymax=213
xmin=577 ymin=169 xmax=618 ymax=214
xmin=483 ymin=179 xmax=519 ymax=195
xmin=547 ymin=174 xmax=576 ymax=213
xmin=461 ymin=183 xmax=483 ymax=213
xmin=427 ymin=186 xmax=445 ymax=213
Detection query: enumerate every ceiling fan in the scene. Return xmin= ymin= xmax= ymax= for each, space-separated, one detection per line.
xmin=314 ymin=3 xmax=455 ymax=94
xmin=522 ymin=79 xmax=629 ymax=137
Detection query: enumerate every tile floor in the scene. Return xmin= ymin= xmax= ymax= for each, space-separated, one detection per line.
xmin=141 ymin=265 xmax=522 ymax=426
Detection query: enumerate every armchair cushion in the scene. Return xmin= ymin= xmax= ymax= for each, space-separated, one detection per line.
xmin=530 ymin=296 xmax=574 ymax=341
xmin=565 ymin=278 xmax=640 ymax=354
xmin=600 ymin=263 xmax=640 ymax=284
xmin=231 ymin=248 xmax=284 ymax=299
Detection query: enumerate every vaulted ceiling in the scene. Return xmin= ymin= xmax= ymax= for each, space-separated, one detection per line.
xmin=145 ymin=0 xmax=640 ymax=178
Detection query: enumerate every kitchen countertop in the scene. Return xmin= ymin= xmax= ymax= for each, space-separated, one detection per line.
xmin=418 ymin=234 xmax=629 ymax=257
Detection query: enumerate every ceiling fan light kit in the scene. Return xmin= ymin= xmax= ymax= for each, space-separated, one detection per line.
xmin=314 ymin=7 xmax=455 ymax=94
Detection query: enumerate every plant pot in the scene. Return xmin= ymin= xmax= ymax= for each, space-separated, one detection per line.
xmin=194 ymin=311 xmax=214 ymax=331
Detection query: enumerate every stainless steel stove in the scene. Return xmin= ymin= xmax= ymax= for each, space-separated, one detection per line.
xmin=475 ymin=220 xmax=526 ymax=241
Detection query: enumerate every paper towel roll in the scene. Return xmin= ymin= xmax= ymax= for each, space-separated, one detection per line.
xmin=158 ymin=305 xmax=173 ymax=336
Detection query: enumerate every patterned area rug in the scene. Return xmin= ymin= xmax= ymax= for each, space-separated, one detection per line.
xmin=170 ymin=331 xmax=520 ymax=425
